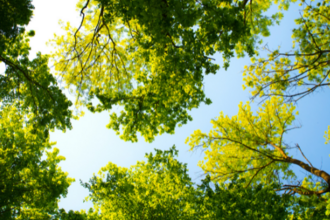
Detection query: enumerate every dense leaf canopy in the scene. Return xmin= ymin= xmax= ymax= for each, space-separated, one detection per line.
xmin=0 ymin=1 xmax=75 ymax=218
xmin=187 ymin=97 xmax=296 ymax=185
xmin=1 ymin=0 xmax=330 ymax=219
xmin=81 ymin=147 xmax=292 ymax=219
xmin=51 ymin=0 xmax=291 ymax=142
xmin=0 ymin=31 xmax=73 ymax=133
xmin=186 ymin=0 xmax=330 ymax=217
xmin=0 ymin=104 xmax=74 ymax=219
xmin=0 ymin=0 xmax=34 ymax=50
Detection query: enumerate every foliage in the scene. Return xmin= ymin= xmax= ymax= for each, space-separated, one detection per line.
xmin=0 ymin=31 xmax=73 ymax=133
xmin=53 ymin=208 xmax=99 ymax=220
xmin=0 ymin=2 xmax=75 ymax=219
xmin=81 ymin=147 xmax=292 ymax=219
xmin=81 ymin=146 xmax=197 ymax=219
xmin=187 ymin=97 xmax=330 ymax=217
xmin=1 ymin=0 xmax=329 ymax=218
xmin=50 ymin=0 xmax=293 ymax=142
xmin=198 ymin=175 xmax=291 ymax=219
xmin=242 ymin=0 xmax=330 ymax=101
xmin=325 ymin=126 xmax=330 ymax=144
xmin=0 ymin=104 xmax=74 ymax=220
xmin=187 ymin=96 xmax=296 ymax=185
xmin=288 ymin=177 xmax=330 ymax=219
xmin=0 ymin=0 xmax=34 ymax=50
xmin=186 ymin=0 xmax=330 ymax=217
xmin=187 ymin=95 xmax=330 ymax=193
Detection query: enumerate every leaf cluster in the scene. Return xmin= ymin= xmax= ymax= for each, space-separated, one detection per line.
xmin=81 ymin=147 xmax=292 ymax=219
xmin=0 ymin=31 xmax=73 ymax=133
xmin=243 ymin=0 xmax=330 ymax=102
xmin=50 ymin=0 xmax=290 ymax=142
xmin=0 ymin=0 xmax=34 ymax=50
xmin=0 ymin=2 xmax=75 ymax=219
xmin=0 ymin=104 xmax=74 ymax=219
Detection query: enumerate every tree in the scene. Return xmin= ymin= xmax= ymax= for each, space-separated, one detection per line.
xmin=50 ymin=0 xmax=292 ymax=142
xmin=242 ymin=0 xmax=330 ymax=102
xmin=2 ymin=0 xmax=329 ymax=218
xmin=0 ymin=30 xmax=73 ymax=133
xmin=81 ymin=147 xmax=292 ymax=219
xmin=0 ymin=2 xmax=75 ymax=219
xmin=186 ymin=1 xmax=330 ymax=217
xmin=0 ymin=0 xmax=73 ymax=133
xmin=0 ymin=0 xmax=34 ymax=50
xmin=0 ymin=104 xmax=74 ymax=220
xmin=54 ymin=208 xmax=97 ymax=220
xmin=197 ymin=175 xmax=292 ymax=219
xmin=81 ymin=146 xmax=198 ymax=219
xmin=186 ymin=96 xmax=330 ymax=217
xmin=186 ymin=96 xmax=329 ymax=193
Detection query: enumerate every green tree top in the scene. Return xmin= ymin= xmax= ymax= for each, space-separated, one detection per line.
xmin=187 ymin=96 xmax=330 ymax=218
xmin=0 ymin=30 xmax=73 ymax=133
xmin=0 ymin=104 xmax=74 ymax=220
xmin=81 ymin=147 xmax=292 ymax=219
xmin=243 ymin=0 xmax=330 ymax=101
xmin=51 ymin=0 xmax=293 ymax=142
xmin=0 ymin=0 xmax=34 ymax=48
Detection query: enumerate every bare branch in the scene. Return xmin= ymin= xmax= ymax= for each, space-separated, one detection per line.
xmin=296 ymin=144 xmax=313 ymax=169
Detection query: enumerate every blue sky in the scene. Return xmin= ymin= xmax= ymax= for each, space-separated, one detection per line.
xmin=26 ymin=0 xmax=330 ymax=212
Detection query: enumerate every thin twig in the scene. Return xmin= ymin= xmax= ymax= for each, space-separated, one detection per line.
xmin=296 ymin=143 xmax=313 ymax=169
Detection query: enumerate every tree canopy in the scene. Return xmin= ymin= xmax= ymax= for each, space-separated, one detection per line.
xmin=50 ymin=0 xmax=292 ymax=142
xmin=81 ymin=147 xmax=292 ymax=219
xmin=187 ymin=97 xmax=330 ymax=208
xmin=0 ymin=104 xmax=74 ymax=219
xmin=0 ymin=0 xmax=34 ymax=50
xmin=186 ymin=0 xmax=330 ymax=217
xmin=1 ymin=0 xmax=330 ymax=219
xmin=0 ymin=0 xmax=74 ymax=218
xmin=242 ymin=0 xmax=330 ymax=101
xmin=0 ymin=31 xmax=73 ymax=132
